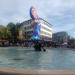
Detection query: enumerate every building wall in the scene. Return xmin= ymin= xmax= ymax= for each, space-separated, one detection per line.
xmin=40 ymin=22 xmax=52 ymax=38
xmin=52 ymin=32 xmax=69 ymax=45
xmin=19 ymin=18 xmax=52 ymax=41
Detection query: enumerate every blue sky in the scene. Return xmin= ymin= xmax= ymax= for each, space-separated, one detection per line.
xmin=0 ymin=0 xmax=75 ymax=37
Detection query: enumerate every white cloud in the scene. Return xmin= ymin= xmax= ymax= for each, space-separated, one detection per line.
xmin=53 ymin=23 xmax=75 ymax=32
xmin=0 ymin=0 xmax=75 ymax=37
xmin=0 ymin=0 xmax=75 ymax=23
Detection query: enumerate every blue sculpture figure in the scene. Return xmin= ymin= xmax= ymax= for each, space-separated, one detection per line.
xmin=30 ymin=6 xmax=41 ymax=40
xmin=30 ymin=6 xmax=46 ymax=51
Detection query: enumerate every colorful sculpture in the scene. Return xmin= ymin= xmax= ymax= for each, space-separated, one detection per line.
xmin=30 ymin=6 xmax=41 ymax=40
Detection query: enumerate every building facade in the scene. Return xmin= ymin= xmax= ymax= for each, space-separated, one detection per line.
xmin=19 ymin=18 xmax=52 ymax=41
xmin=52 ymin=32 xmax=69 ymax=45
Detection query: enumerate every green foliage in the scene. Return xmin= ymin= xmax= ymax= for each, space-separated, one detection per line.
xmin=0 ymin=25 xmax=11 ymax=40
xmin=0 ymin=22 xmax=20 ymax=42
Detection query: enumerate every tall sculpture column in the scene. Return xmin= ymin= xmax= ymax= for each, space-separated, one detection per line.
xmin=30 ymin=6 xmax=41 ymax=40
xmin=30 ymin=6 xmax=41 ymax=51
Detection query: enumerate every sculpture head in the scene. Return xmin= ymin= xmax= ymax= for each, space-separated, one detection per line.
xmin=30 ymin=6 xmax=39 ymax=20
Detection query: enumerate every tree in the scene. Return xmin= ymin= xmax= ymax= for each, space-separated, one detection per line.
xmin=68 ymin=37 xmax=75 ymax=48
xmin=0 ymin=25 xmax=11 ymax=40
xmin=7 ymin=22 xmax=16 ymax=42
xmin=7 ymin=22 xmax=21 ymax=43
xmin=15 ymin=23 xmax=21 ymax=41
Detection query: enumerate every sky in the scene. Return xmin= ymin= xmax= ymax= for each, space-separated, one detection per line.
xmin=0 ymin=0 xmax=75 ymax=37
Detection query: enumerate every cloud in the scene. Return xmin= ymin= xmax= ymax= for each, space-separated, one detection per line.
xmin=53 ymin=23 xmax=75 ymax=32
xmin=0 ymin=0 xmax=75 ymax=37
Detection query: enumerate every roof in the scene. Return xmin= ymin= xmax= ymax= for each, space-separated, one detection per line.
xmin=20 ymin=18 xmax=53 ymax=27
xmin=39 ymin=18 xmax=53 ymax=27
